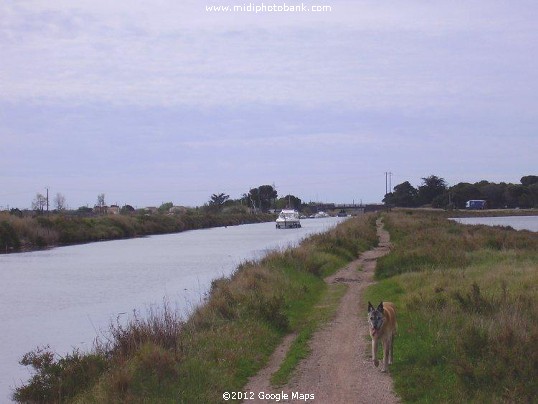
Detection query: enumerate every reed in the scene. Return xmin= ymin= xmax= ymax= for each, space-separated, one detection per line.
xmin=0 ymin=211 xmax=275 ymax=253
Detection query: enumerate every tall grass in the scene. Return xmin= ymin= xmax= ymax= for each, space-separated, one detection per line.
xmin=14 ymin=214 xmax=379 ymax=403
xmin=0 ymin=213 xmax=59 ymax=250
xmin=365 ymin=210 xmax=538 ymax=403
xmin=0 ymin=211 xmax=274 ymax=253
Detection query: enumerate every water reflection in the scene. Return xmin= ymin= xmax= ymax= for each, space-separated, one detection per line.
xmin=450 ymin=216 xmax=538 ymax=232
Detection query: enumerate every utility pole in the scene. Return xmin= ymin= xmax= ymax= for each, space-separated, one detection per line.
xmin=46 ymin=187 xmax=49 ymax=214
xmin=384 ymin=172 xmax=393 ymax=195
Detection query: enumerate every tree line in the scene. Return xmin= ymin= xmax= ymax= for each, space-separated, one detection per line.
xmin=206 ymin=185 xmax=302 ymax=213
xmin=383 ymin=175 xmax=538 ymax=209
xmin=22 ymin=185 xmax=301 ymax=215
xmin=1 ymin=184 xmax=296 ymax=253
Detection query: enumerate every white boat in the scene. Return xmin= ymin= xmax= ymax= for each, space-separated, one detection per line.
xmin=276 ymin=209 xmax=301 ymax=229
xmin=314 ymin=211 xmax=330 ymax=218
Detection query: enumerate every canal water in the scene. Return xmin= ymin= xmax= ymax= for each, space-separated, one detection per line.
xmin=0 ymin=217 xmax=344 ymax=401
xmin=450 ymin=215 xmax=538 ymax=232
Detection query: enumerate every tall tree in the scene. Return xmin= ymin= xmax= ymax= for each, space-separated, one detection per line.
xmin=97 ymin=193 xmax=106 ymax=208
xmin=121 ymin=205 xmax=135 ymax=214
xmin=276 ymin=194 xmax=302 ymax=210
xmin=384 ymin=181 xmax=418 ymax=207
xmin=448 ymin=183 xmax=481 ymax=209
xmin=504 ymin=184 xmax=531 ymax=208
xmin=158 ymin=202 xmax=174 ymax=213
xmin=478 ymin=182 xmax=506 ymax=209
xmin=208 ymin=193 xmax=230 ymax=211
xmin=528 ymin=183 xmax=538 ymax=208
xmin=96 ymin=193 xmax=106 ymax=214
xmin=31 ymin=193 xmax=47 ymax=213
xmin=417 ymin=175 xmax=447 ymax=205
xmin=53 ymin=193 xmax=67 ymax=211
xmin=521 ymin=175 xmax=538 ymax=187
xmin=247 ymin=185 xmax=277 ymax=211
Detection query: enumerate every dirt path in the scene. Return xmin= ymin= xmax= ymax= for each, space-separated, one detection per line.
xmin=243 ymin=218 xmax=399 ymax=403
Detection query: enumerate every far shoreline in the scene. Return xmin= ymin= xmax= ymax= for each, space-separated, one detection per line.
xmin=0 ymin=211 xmax=276 ymax=255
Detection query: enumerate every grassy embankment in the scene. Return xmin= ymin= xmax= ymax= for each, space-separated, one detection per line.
xmin=365 ymin=211 xmax=538 ymax=403
xmin=0 ymin=211 xmax=274 ymax=253
xmin=14 ymin=214 xmax=378 ymax=403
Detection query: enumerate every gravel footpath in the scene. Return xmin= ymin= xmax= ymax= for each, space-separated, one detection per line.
xmin=243 ymin=218 xmax=399 ymax=404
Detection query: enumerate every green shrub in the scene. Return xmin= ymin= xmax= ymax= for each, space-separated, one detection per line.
xmin=0 ymin=221 xmax=20 ymax=251
xmin=13 ymin=347 xmax=107 ymax=403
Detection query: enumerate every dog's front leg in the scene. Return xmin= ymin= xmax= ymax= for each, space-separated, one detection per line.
xmin=388 ymin=334 xmax=394 ymax=365
xmin=372 ymin=338 xmax=379 ymax=367
xmin=382 ymin=340 xmax=389 ymax=372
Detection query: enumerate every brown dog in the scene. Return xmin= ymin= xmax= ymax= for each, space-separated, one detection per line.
xmin=368 ymin=301 xmax=397 ymax=372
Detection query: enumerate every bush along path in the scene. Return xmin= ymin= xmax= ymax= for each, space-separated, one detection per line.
xmin=243 ymin=218 xmax=399 ymax=403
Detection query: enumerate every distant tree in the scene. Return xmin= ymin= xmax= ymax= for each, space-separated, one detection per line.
xmin=478 ymin=182 xmax=506 ymax=209
xmin=245 ymin=189 xmax=259 ymax=210
xmin=77 ymin=206 xmax=93 ymax=215
xmin=208 ymin=193 xmax=230 ymax=211
xmin=95 ymin=193 xmax=106 ymax=214
xmin=449 ymin=183 xmax=482 ymax=209
xmin=53 ymin=193 xmax=67 ymax=211
xmin=239 ymin=193 xmax=250 ymax=207
xmin=276 ymin=194 xmax=302 ymax=210
xmin=417 ymin=175 xmax=447 ymax=205
xmin=121 ymin=205 xmax=135 ymax=214
xmin=384 ymin=181 xmax=418 ymax=207
xmin=520 ymin=175 xmax=538 ymax=187
xmin=380 ymin=174 xmax=538 ymax=209
xmin=528 ymin=183 xmax=538 ymax=208
xmin=432 ymin=192 xmax=450 ymax=209
xmin=504 ymin=184 xmax=532 ymax=208
xmin=9 ymin=208 xmax=23 ymax=217
xmin=97 ymin=194 xmax=106 ymax=208
xmin=158 ymin=202 xmax=174 ymax=213
xmin=247 ymin=185 xmax=277 ymax=212
xmin=503 ymin=184 xmax=524 ymax=208
xmin=519 ymin=175 xmax=538 ymax=208
xmin=518 ymin=193 xmax=534 ymax=209
xmin=32 ymin=193 xmax=47 ymax=213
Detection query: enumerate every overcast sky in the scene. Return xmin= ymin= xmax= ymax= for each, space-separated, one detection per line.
xmin=1 ymin=0 xmax=537 ymax=209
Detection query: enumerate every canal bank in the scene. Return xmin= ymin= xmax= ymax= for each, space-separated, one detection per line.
xmin=2 ymin=216 xmax=346 ymax=401
xmin=11 ymin=215 xmax=378 ymax=402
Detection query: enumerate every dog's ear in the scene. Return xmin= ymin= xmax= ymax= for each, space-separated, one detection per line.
xmin=368 ymin=301 xmax=375 ymax=312
xmin=377 ymin=302 xmax=384 ymax=313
